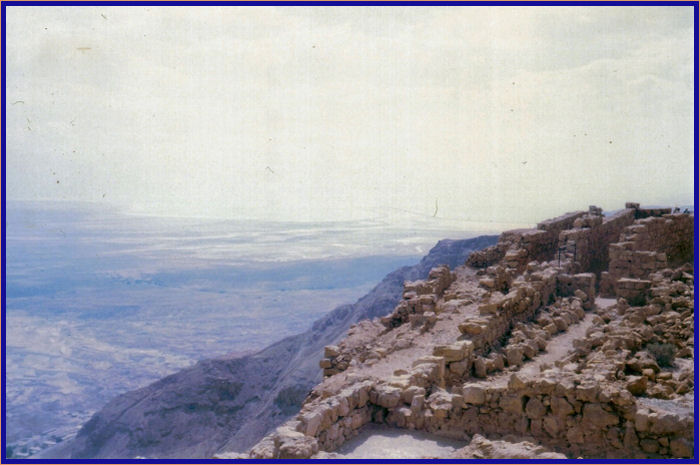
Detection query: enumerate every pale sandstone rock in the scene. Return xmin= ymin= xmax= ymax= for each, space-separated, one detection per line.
xmin=462 ymin=384 xmax=486 ymax=405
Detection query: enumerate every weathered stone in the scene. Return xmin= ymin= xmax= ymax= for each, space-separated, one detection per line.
xmin=278 ymin=434 xmax=319 ymax=459
xmin=449 ymin=360 xmax=469 ymax=376
xmin=433 ymin=340 xmax=474 ymax=362
xmin=375 ymin=385 xmax=401 ymax=409
xmin=459 ymin=321 xmax=485 ymax=335
xmin=299 ymin=410 xmax=323 ymax=437
xmin=639 ymin=439 xmax=659 ymax=454
xmin=550 ymin=396 xmax=574 ymax=417
xmin=650 ymin=412 xmax=684 ymax=434
xmin=542 ymin=415 xmax=562 ymax=437
xmin=505 ymin=346 xmax=524 ymax=367
xmin=473 ymin=357 xmax=487 ymax=378
xmin=669 ymin=438 xmax=693 ymax=458
xmin=462 ymin=384 xmax=486 ymax=405
xmin=500 ymin=395 xmax=524 ymax=414
xmin=508 ymin=373 xmax=528 ymax=391
xmin=324 ymin=345 xmax=340 ymax=358
xmin=625 ymin=376 xmax=647 ymax=396
xmin=582 ymin=403 xmax=618 ymax=428
xmin=566 ymin=426 xmax=584 ymax=444
xmin=622 ymin=422 xmax=638 ymax=449
xmin=525 ymin=397 xmax=547 ymax=419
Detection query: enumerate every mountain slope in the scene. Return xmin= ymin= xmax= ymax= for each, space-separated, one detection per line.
xmin=44 ymin=235 xmax=498 ymax=459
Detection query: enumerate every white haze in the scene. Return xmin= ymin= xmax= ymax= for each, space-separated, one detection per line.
xmin=5 ymin=6 xmax=695 ymax=224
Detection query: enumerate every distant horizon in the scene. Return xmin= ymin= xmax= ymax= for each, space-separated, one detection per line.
xmin=5 ymin=196 xmax=694 ymax=226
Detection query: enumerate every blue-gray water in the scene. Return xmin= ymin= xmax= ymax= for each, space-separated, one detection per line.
xmin=4 ymin=201 xmax=486 ymax=457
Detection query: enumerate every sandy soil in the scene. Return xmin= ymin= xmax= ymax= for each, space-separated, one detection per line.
xmin=330 ymin=424 xmax=466 ymax=458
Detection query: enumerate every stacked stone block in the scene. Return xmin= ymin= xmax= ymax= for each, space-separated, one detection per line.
xmin=379 ymin=265 xmax=455 ymax=329
xmin=601 ymin=212 xmax=694 ymax=298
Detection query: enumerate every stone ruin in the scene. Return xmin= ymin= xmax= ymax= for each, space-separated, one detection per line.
xmin=232 ymin=203 xmax=694 ymax=460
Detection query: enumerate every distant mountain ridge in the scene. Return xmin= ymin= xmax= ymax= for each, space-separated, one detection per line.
xmin=42 ymin=235 xmax=498 ymax=459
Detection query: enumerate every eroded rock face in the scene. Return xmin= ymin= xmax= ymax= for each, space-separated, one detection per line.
xmin=243 ymin=205 xmax=693 ymax=460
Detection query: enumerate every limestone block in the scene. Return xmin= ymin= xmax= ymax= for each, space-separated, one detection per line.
xmin=505 ymin=345 xmax=524 ymax=366
xmin=639 ymin=439 xmax=659 ymax=454
xmin=299 ymin=410 xmax=323 ymax=437
xmin=372 ymin=385 xmax=401 ymax=409
xmin=433 ymin=340 xmax=474 ymax=362
xmin=410 ymin=395 xmax=425 ymax=413
xmin=522 ymin=341 xmax=537 ymax=359
xmin=553 ymin=317 xmax=568 ymax=331
xmin=543 ymin=415 xmax=563 ymax=437
xmin=669 ymin=438 xmax=693 ymax=458
xmin=336 ymin=396 xmax=350 ymax=417
xmin=525 ymin=397 xmax=547 ymax=419
xmin=249 ymin=436 xmax=277 ymax=459
xmin=649 ymin=411 xmax=685 ymax=435
xmin=582 ymin=403 xmax=619 ymax=428
xmin=462 ymin=384 xmax=486 ymax=405
xmin=566 ymin=425 xmax=584 ymax=444
xmin=508 ymin=373 xmax=528 ymax=391
xmin=550 ymin=396 xmax=574 ymax=417
xmin=324 ymin=345 xmax=340 ymax=358
xmin=459 ymin=320 xmax=486 ymax=335
xmin=478 ymin=302 xmax=500 ymax=315
xmin=449 ymin=360 xmax=469 ymax=376
xmin=625 ymin=376 xmax=647 ymax=396
xmin=499 ymin=395 xmax=524 ymax=414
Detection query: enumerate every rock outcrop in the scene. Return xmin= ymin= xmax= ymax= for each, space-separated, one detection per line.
xmin=242 ymin=204 xmax=694 ymax=460
xmin=42 ymin=235 xmax=498 ymax=459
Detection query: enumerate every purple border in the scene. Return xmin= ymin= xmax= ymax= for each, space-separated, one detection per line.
xmin=1 ymin=1 xmax=697 ymax=463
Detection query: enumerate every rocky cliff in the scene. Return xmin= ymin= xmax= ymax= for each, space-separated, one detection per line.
xmin=43 ymin=235 xmax=498 ymax=459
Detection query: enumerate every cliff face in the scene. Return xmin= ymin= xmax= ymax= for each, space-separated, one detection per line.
xmin=44 ymin=235 xmax=498 ymax=459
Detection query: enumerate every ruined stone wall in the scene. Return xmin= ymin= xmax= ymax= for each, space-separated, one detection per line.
xmin=255 ymin=363 xmax=692 ymax=459
xmin=557 ymin=209 xmax=635 ymax=276
xmin=321 ymin=266 xmax=454 ymax=377
xmin=621 ymin=214 xmax=694 ymax=266
xmin=601 ymin=213 xmax=694 ymax=299
xmin=635 ymin=207 xmax=673 ymax=219
xmin=536 ymin=210 xmax=588 ymax=236
xmin=467 ymin=210 xmax=586 ymax=269
xmin=248 ymin=205 xmax=694 ymax=460
xmin=381 ymin=266 xmax=454 ymax=328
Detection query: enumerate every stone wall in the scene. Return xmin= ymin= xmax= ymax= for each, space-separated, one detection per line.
xmin=622 ymin=214 xmax=694 ymax=265
xmin=379 ymin=265 xmax=455 ymax=329
xmin=467 ymin=209 xmax=586 ymax=270
xmin=320 ymin=266 xmax=454 ymax=377
xmin=557 ymin=209 xmax=636 ymax=276
xmin=601 ymin=213 xmax=694 ymax=298
xmin=254 ymin=362 xmax=692 ymax=459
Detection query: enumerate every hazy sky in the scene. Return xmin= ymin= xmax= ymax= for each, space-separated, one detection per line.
xmin=5 ymin=6 xmax=695 ymax=224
